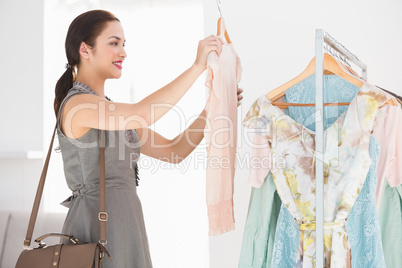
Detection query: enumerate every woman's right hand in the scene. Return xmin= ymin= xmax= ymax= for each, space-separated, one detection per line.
xmin=193 ymin=35 xmax=224 ymax=71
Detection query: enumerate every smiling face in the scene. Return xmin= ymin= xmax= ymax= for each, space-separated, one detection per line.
xmin=87 ymin=20 xmax=127 ymax=79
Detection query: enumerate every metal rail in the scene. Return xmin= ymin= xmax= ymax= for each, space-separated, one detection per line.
xmin=314 ymin=29 xmax=367 ymax=267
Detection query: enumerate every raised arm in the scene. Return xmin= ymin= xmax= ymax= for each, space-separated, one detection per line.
xmin=61 ymin=35 xmax=223 ymax=137
xmin=136 ymin=86 xmax=243 ymax=163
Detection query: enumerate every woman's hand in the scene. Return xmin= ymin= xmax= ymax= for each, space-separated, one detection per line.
xmin=193 ymin=35 xmax=223 ymax=71
xmin=237 ymin=85 xmax=243 ymax=107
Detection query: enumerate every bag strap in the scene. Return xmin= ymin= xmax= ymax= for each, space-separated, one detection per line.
xmin=23 ymin=123 xmax=107 ymax=247
xmin=99 ymin=129 xmax=107 ymax=245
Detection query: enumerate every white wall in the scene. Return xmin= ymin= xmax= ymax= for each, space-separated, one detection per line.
xmin=202 ymin=0 xmax=402 ymax=267
xmin=0 ymin=0 xmax=44 ymax=211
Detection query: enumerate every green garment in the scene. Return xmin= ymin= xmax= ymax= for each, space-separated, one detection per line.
xmin=238 ymin=173 xmax=281 ymax=268
xmin=378 ymin=180 xmax=402 ymax=268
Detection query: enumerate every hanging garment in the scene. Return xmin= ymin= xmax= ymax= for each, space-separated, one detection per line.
xmin=239 ymin=75 xmax=389 ymax=267
xmin=271 ymin=75 xmax=387 ymax=268
xmin=238 ymin=171 xmax=281 ymax=268
xmin=374 ymin=99 xmax=402 ymax=268
xmin=372 ymin=104 xmax=402 ymax=206
xmin=270 ymin=136 xmax=385 ymax=268
xmin=242 ymin=79 xmax=393 ymax=267
xmin=57 ymin=82 xmax=152 ymax=268
xmin=204 ymin=18 xmax=242 ymax=235
xmin=275 ymin=77 xmax=402 ymax=268
xmin=378 ymin=181 xmax=402 ymax=268
xmin=272 ymin=75 xmax=392 ymax=268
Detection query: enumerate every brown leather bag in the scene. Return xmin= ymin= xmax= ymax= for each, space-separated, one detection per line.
xmin=15 ymin=126 xmax=111 ymax=268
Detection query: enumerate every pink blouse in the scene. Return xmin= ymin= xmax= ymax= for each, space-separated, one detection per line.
xmin=372 ymin=103 xmax=402 ymax=207
xmin=204 ymin=19 xmax=242 ymax=235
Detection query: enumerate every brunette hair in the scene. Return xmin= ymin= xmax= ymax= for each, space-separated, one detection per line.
xmin=53 ymin=10 xmax=120 ymax=117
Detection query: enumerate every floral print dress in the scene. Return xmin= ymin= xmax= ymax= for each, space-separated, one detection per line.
xmin=243 ymin=82 xmax=393 ymax=267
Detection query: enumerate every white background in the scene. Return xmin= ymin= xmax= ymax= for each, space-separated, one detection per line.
xmin=0 ymin=0 xmax=401 ymax=267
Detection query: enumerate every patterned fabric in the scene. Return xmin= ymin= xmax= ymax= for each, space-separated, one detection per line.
xmin=280 ymin=75 xmax=386 ymax=267
xmin=271 ymin=204 xmax=300 ymax=267
xmin=346 ymin=136 xmax=385 ymax=268
xmin=284 ymin=75 xmax=355 ymax=131
xmin=271 ymin=137 xmax=385 ymax=268
xmin=243 ymin=80 xmax=391 ymax=267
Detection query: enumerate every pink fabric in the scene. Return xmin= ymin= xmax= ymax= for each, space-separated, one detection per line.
xmin=372 ymin=103 xmax=402 ymax=207
xmin=204 ymin=27 xmax=242 ymax=235
xmin=248 ymin=133 xmax=272 ymax=188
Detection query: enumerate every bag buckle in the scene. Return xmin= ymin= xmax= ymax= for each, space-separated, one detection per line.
xmin=69 ymin=236 xmax=79 ymax=244
xmin=98 ymin=212 xmax=108 ymax=222
xmin=34 ymin=240 xmax=46 ymax=249
xmin=99 ymin=240 xmax=108 ymax=246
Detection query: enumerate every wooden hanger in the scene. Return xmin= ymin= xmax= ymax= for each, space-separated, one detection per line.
xmin=322 ymin=58 xmax=398 ymax=108
xmin=266 ymin=53 xmax=397 ymax=108
xmin=217 ymin=17 xmax=231 ymax=44
xmin=343 ymin=62 xmax=360 ymax=78
xmin=266 ymin=53 xmax=366 ymax=108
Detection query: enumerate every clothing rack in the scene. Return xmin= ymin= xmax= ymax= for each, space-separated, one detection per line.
xmin=314 ymin=29 xmax=368 ymax=267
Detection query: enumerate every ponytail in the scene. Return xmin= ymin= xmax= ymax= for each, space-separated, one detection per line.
xmin=54 ymin=66 xmax=75 ymax=117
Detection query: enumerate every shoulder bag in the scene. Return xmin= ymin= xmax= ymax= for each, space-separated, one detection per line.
xmin=15 ymin=124 xmax=111 ymax=267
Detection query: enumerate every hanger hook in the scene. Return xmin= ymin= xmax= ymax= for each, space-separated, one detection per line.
xmin=216 ymin=0 xmax=223 ymax=17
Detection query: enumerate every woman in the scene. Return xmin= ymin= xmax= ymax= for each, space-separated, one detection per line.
xmin=54 ymin=9 xmax=243 ymax=267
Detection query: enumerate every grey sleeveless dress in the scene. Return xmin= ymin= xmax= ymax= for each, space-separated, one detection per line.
xmin=56 ymin=81 xmax=153 ymax=268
